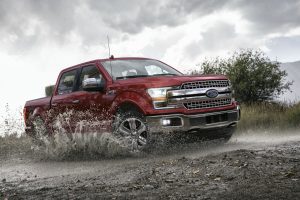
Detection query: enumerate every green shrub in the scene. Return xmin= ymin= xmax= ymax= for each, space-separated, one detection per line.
xmin=193 ymin=49 xmax=292 ymax=103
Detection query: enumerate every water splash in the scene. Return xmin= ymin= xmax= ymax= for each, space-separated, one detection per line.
xmin=0 ymin=104 xmax=24 ymax=137
xmin=32 ymin=111 xmax=144 ymax=160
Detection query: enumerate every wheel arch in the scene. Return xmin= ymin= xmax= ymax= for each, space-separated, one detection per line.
xmin=116 ymin=101 xmax=145 ymax=116
xmin=31 ymin=107 xmax=46 ymax=121
xmin=109 ymin=90 xmax=153 ymax=117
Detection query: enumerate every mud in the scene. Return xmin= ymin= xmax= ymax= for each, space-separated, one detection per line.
xmin=0 ymin=131 xmax=299 ymax=200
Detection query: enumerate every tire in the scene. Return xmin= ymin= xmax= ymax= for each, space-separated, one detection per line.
xmin=218 ymin=126 xmax=236 ymax=142
xmin=186 ymin=125 xmax=236 ymax=143
xmin=113 ymin=111 xmax=149 ymax=152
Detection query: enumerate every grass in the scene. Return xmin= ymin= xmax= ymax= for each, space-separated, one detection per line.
xmin=0 ymin=133 xmax=33 ymax=159
xmin=238 ymin=101 xmax=300 ymax=132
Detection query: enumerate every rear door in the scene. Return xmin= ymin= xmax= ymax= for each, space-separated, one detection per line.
xmin=50 ymin=68 xmax=81 ymax=132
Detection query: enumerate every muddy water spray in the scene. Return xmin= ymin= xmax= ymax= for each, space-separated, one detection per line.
xmin=32 ymin=111 xmax=145 ymax=159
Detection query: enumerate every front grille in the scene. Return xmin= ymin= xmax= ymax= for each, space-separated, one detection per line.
xmin=184 ymin=98 xmax=232 ymax=110
xmin=181 ymin=80 xmax=229 ymax=89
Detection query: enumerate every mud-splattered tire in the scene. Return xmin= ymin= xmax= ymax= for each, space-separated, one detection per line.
xmin=219 ymin=126 xmax=236 ymax=142
xmin=185 ymin=125 xmax=236 ymax=143
xmin=113 ymin=111 xmax=150 ymax=152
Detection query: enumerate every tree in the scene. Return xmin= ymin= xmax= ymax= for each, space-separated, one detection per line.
xmin=194 ymin=49 xmax=293 ymax=103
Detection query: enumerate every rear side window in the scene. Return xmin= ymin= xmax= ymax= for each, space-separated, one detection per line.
xmin=57 ymin=69 xmax=77 ymax=95
xmin=78 ymin=65 xmax=104 ymax=91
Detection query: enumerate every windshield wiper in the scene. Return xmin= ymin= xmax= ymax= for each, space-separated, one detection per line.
xmin=115 ymin=75 xmax=150 ymax=80
xmin=115 ymin=73 xmax=178 ymax=80
xmin=152 ymin=73 xmax=178 ymax=76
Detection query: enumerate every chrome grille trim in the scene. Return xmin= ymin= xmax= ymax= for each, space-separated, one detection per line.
xmin=168 ymin=93 xmax=231 ymax=104
xmin=168 ymin=87 xmax=230 ymax=98
xmin=184 ymin=98 xmax=232 ymax=110
xmin=181 ymin=80 xmax=230 ymax=89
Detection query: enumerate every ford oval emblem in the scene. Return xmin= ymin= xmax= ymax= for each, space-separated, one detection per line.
xmin=206 ymin=89 xmax=219 ymax=98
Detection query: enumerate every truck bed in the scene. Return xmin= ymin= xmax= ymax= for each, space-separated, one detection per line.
xmin=25 ymin=96 xmax=51 ymax=111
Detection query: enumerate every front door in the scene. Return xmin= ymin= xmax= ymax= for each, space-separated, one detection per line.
xmin=70 ymin=64 xmax=109 ymax=133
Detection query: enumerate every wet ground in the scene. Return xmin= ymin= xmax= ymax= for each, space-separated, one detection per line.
xmin=0 ymin=132 xmax=300 ymax=199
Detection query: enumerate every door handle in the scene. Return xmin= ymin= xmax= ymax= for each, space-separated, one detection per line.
xmin=72 ymin=100 xmax=80 ymax=104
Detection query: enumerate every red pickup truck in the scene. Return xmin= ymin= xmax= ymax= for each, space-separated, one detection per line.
xmin=24 ymin=57 xmax=240 ymax=150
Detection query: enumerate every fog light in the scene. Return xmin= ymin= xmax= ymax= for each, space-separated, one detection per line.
xmin=161 ymin=117 xmax=183 ymax=126
xmin=162 ymin=119 xmax=171 ymax=126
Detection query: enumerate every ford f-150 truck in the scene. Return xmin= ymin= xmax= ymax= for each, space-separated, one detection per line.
xmin=24 ymin=57 xmax=240 ymax=150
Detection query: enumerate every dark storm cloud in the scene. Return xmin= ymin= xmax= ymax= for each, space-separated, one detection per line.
xmin=89 ymin=0 xmax=228 ymax=34
xmin=0 ymin=0 xmax=80 ymax=52
xmin=231 ymin=0 xmax=300 ymax=34
xmin=169 ymin=0 xmax=300 ymax=35
xmin=87 ymin=0 xmax=188 ymax=34
xmin=0 ymin=0 xmax=299 ymax=52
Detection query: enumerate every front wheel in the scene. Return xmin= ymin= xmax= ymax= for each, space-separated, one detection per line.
xmin=113 ymin=111 xmax=149 ymax=152
xmin=217 ymin=125 xmax=236 ymax=142
xmin=186 ymin=125 xmax=236 ymax=143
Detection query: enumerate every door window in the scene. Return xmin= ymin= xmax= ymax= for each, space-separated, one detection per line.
xmin=57 ymin=69 xmax=77 ymax=95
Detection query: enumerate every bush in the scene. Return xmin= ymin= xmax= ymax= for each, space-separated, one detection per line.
xmin=194 ymin=49 xmax=293 ymax=103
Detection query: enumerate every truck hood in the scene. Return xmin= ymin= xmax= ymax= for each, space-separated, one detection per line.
xmin=114 ymin=74 xmax=228 ymax=88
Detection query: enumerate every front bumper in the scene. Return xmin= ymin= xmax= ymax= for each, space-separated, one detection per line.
xmin=146 ymin=107 xmax=240 ymax=134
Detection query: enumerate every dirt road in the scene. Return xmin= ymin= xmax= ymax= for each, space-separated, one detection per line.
xmin=0 ymin=133 xmax=299 ymax=199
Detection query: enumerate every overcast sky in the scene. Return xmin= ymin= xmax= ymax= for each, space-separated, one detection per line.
xmin=0 ymin=0 xmax=300 ymax=114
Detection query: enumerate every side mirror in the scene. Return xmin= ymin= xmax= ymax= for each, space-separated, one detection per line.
xmin=82 ymin=78 xmax=105 ymax=92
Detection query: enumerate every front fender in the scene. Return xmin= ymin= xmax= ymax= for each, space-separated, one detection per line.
xmin=110 ymin=91 xmax=153 ymax=115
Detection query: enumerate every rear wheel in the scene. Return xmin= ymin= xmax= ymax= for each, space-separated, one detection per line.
xmin=113 ymin=111 xmax=149 ymax=152
xmin=31 ymin=117 xmax=49 ymax=146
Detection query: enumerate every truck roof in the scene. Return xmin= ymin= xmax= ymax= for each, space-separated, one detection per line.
xmin=59 ymin=56 xmax=228 ymax=80
xmin=61 ymin=57 xmax=154 ymax=72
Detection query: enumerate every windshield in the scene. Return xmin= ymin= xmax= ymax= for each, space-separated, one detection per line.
xmin=101 ymin=59 xmax=182 ymax=80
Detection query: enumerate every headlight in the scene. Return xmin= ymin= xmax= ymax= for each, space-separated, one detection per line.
xmin=147 ymin=87 xmax=176 ymax=109
xmin=147 ymin=87 xmax=171 ymax=101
